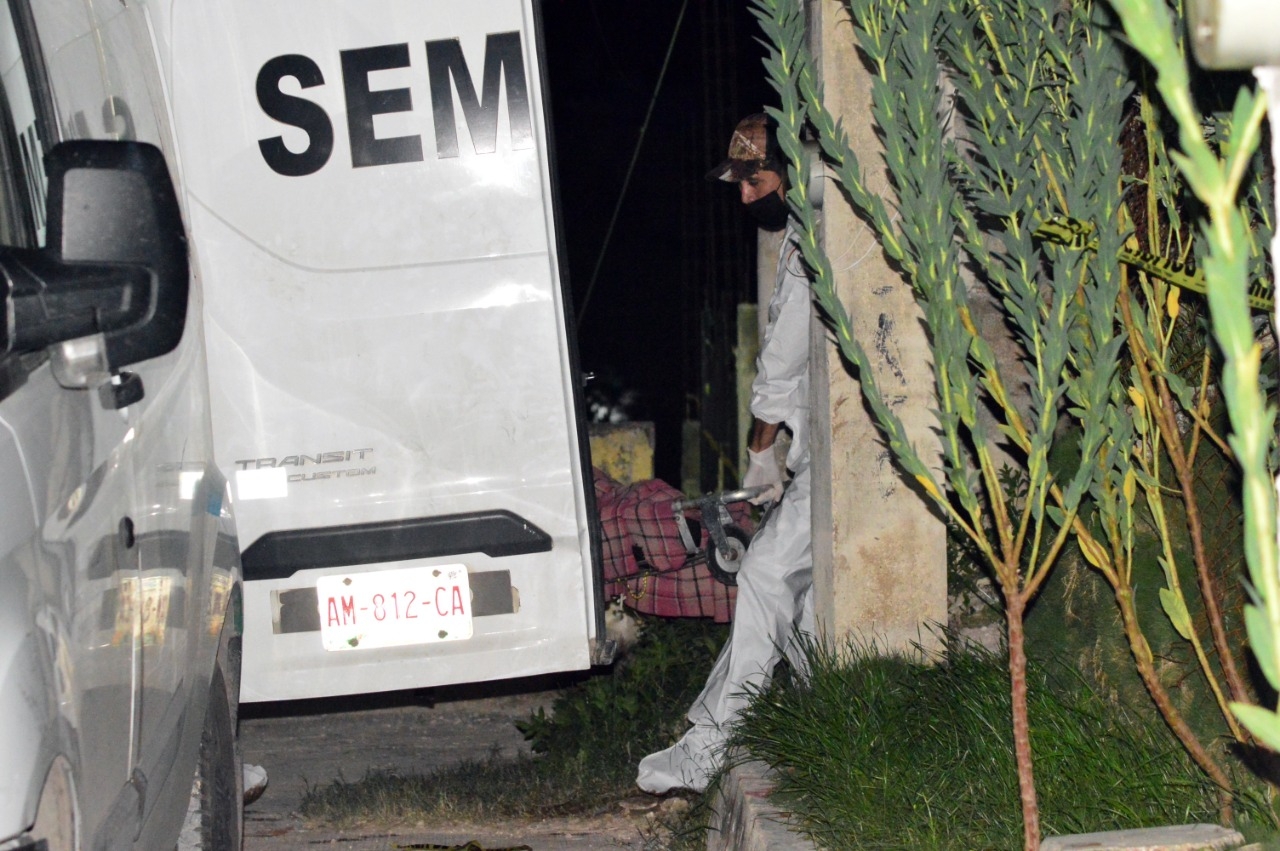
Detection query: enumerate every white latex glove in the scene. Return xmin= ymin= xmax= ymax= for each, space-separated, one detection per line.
xmin=743 ymin=447 xmax=784 ymax=505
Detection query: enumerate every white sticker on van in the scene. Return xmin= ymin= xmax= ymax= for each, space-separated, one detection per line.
xmin=236 ymin=467 xmax=289 ymax=501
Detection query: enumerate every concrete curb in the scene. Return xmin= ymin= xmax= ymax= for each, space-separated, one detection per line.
xmin=704 ymin=762 xmax=1247 ymax=851
xmin=1042 ymin=824 xmax=1246 ymax=850
xmin=705 ymin=760 xmax=816 ymax=851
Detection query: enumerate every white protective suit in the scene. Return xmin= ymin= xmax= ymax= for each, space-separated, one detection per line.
xmin=636 ymin=224 xmax=815 ymax=794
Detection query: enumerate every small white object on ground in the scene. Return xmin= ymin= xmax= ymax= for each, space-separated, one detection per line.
xmin=243 ymin=763 xmax=268 ymax=805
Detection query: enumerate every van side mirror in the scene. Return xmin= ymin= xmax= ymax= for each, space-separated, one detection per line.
xmin=0 ymin=141 xmax=188 ymax=382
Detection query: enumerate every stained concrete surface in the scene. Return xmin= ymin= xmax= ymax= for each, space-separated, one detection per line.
xmin=238 ymin=679 xmax=661 ymax=850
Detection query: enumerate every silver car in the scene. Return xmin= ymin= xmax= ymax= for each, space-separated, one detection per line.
xmin=0 ymin=1 xmax=244 ymax=849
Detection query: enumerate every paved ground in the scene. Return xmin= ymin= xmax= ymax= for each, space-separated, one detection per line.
xmin=238 ymin=678 xmax=674 ymax=851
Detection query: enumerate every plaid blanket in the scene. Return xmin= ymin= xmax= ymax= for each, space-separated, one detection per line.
xmin=594 ymin=468 xmax=751 ymax=623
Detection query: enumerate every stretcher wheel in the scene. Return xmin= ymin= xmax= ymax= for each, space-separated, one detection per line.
xmin=706 ymin=526 xmax=750 ymax=586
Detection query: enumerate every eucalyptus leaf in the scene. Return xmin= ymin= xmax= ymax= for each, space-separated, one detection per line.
xmin=1159 ymin=587 xmax=1193 ymax=642
xmin=1232 ymin=703 xmax=1280 ymax=753
xmin=1245 ymin=603 xmax=1280 ymax=692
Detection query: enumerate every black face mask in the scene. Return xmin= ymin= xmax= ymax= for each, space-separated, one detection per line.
xmin=746 ymin=191 xmax=789 ymax=232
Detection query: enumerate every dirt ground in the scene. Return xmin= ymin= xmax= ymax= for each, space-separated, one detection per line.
xmin=238 ymin=678 xmax=674 ymax=851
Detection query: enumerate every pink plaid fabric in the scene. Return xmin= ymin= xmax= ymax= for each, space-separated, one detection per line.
xmin=594 ymin=468 xmax=751 ymax=623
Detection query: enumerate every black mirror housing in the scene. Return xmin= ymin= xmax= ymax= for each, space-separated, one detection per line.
xmin=2 ymin=141 xmax=189 ymax=370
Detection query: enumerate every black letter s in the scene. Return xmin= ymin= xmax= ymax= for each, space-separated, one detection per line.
xmin=257 ymin=54 xmax=334 ymax=176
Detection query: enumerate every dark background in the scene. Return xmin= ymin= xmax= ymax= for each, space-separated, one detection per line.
xmin=540 ymin=0 xmax=775 ymax=485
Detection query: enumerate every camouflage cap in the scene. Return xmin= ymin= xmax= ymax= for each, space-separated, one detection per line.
xmin=705 ymin=113 xmax=778 ymax=182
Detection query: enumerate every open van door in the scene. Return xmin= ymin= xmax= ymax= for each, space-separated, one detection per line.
xmin=160 ymin=0 xmax=605 ymax=701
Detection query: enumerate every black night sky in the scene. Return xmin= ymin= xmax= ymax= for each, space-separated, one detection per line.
xmin=540 ymin=1 xmax=775 ymax=483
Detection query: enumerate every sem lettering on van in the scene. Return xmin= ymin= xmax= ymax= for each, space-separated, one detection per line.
xmin=255 ymin=31 xmax=532 ymax=176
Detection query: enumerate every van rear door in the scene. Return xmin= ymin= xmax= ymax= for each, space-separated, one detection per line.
xmin=162 ymin=0 xmax=602 ymax=701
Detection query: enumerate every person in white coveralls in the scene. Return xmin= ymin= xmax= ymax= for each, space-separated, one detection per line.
xmin=636 ymin=113 xmax=816 ymax=794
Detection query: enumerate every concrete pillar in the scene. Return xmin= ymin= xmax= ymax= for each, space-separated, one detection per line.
xmin=804 ymin=0 xmax=948 ymax=654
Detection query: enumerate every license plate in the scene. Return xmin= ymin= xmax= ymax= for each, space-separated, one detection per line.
xmin=316 ymin=564 xmax=473 ymax=651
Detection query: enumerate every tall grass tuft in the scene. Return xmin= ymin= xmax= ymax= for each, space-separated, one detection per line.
xmin=517 ymin=615 xmax=727 ymax=786
xmin=729 ymin=637 xmax=1242 ymax=850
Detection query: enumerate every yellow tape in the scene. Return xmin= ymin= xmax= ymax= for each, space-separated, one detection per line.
xmin=1032 ymin=215 xmax=1274 ymax=311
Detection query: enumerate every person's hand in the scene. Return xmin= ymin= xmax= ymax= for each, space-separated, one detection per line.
xmin=743 ymin=447 xmax=784 ymax=505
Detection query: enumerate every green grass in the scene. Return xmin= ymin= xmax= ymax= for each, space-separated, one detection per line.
xmin=727 ymin=635 xmax=1264 ymax=850
xmin=516 ymin=615 xmax=726 ymax=781
xmin=299 ymin=615 xmax=726 ymax=845
xmin=298 ymin=614 xmax=1279 ymax=849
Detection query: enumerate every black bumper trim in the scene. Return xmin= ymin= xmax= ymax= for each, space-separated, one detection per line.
xmin=240 ymin=510 xmax=551 ymax=582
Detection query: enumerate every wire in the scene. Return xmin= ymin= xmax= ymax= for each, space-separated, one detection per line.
xmin=575 ymin=0 xmax=690 ymax=327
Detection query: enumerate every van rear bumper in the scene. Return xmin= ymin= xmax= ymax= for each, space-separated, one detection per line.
xmin=240 ymin=511 xmax=552 ymax=581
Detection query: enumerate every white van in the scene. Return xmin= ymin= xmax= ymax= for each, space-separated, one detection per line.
xmin=154 ymin=0 xmax=607 ymax=702
xmin=0 ymin=0 xmax=244 ymax=849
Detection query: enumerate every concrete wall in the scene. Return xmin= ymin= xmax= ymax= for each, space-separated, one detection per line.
xmin=804 ymin=0 xmax=948 ymax=654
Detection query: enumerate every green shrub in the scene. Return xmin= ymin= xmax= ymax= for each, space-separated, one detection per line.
xmin=729 ymin=637 xmax=1253 ymax=850
xmin=517 ymin=614 xmax=727 ymax=789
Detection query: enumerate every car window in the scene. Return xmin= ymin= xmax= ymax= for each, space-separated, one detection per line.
xmin=0 ymin=83 xmax=28 ymax=246
xmin=0 ymin=0 xmax=52 ymax=247
xmin=0 ymin=0 xmax=51 ymax=400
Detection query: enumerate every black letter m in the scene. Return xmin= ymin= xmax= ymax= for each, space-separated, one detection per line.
xmin=426 ymin=32 xmax=532 ymax=158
